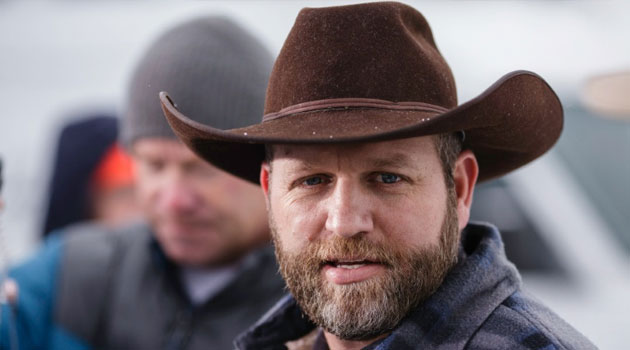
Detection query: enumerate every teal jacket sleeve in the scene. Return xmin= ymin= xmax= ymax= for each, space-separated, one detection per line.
xmin=1 ymin=234 xmax=89 ymax=350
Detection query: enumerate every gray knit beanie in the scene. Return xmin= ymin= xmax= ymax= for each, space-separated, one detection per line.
xmin=121 ymin=16 xmax=273 ymax=148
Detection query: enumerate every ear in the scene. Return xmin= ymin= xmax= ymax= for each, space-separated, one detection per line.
xmin=260 ymin=162 xmax=271 ymax=208
xmin=452 ymin=150 xmax=479 ymax=230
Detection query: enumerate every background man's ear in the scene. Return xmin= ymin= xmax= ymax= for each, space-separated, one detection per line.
xmin=453 ymin=150 xmax=479 ymax=230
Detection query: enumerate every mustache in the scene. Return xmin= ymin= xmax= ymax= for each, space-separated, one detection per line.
xmin=298 ymin=235 xmax=409 ymax=269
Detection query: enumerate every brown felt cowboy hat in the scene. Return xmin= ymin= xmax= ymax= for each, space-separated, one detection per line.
xmin=160 ymin=1 xmax=563 ymax=184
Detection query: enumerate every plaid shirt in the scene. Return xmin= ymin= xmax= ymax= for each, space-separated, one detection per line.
xmin=235 ymin=223 xmax=597 ymax=350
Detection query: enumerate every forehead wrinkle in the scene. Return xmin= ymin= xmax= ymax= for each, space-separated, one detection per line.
xmin=273 ymin=142 xmax=430 ymax=176
xmin=272 ymin=144 xmax=336 ymax=168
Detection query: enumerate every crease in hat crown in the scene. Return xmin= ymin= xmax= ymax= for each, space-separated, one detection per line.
xmin=263 ymin=1 xmax=457 ymax=117
xmin=121 ymin=16 xmax=273 ymax=149
xmin=160 ymin=1 xmax=563 ymax=185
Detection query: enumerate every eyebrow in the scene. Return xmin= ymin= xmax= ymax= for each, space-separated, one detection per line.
xmin=283 ymin=161 xmax=315 ymax=174
xmin=367 ymin=153 xmax=417 ymax=170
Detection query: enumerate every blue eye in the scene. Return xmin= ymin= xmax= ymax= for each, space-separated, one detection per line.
xmin=303 ymin=176 xmax=324 ymax=186
xmin=377 ymin=173 xmax=401 ymax=184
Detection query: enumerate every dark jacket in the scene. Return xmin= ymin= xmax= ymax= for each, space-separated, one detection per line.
xmin=235 ymin=223 xmax=597 ymax=350
xmin=1 ymin=222 xmax=285 ymax=350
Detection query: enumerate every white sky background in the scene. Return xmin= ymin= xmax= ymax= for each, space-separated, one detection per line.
xmin=0 ymin=1 xmax=629 ymax=346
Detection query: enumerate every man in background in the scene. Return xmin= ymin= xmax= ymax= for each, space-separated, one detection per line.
xmin=1 ymin=16 xmax=284 ymax=350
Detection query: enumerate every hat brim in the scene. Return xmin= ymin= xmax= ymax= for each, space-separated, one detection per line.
xmin=160 ymin=70 xmax=562 ymax=184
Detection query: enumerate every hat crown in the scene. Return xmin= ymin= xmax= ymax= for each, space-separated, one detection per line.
xmin=265 ymin=2 xmax=457 ymax=115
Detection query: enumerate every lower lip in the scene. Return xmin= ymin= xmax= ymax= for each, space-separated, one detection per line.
xmin=322 ymin=264 xmax=386 ymax=285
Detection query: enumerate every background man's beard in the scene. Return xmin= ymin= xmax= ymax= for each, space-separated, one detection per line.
xmin=272 ymin=192 xmax=461 ymax=341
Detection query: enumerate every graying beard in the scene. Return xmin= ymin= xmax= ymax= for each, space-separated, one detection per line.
xmin=273 ymin=188 xmax=460 ymax=341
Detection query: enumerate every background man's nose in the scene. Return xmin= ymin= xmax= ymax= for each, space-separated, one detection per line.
xmin=159 ymin=178 xmax=198 ymax=213
xmin=325 ymin=180 xmax=373 ymax=238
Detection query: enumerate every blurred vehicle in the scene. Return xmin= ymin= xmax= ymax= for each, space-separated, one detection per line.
xmin=471 ymin=101 xmax=630 ymax=349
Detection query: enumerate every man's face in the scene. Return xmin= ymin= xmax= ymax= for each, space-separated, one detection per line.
xmin=133 ymin=138 xmax=269 ymax=267
xmin=261 ymin=136 xmax=464 ymax=341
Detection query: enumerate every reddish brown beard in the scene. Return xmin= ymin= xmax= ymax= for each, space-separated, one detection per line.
xmin=272 ymin=191 xmax=460 ymax=341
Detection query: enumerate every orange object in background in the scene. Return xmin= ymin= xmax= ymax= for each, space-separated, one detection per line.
xmin=91 ymin=143 xmax=136 ymax=192
xmin=89 ymin=142 xmax=140 ymax=229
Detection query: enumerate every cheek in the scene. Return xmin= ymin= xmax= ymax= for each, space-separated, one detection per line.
xmin=219 ymin=176 xmax=245 ymax=195
xmin=134 ymin=181 xmax=157 ymax=213
xmin=271 ymin=196 xmax=324 ymax=252
xmin=213 ymin=177 xmax=266 ymax=213
xmin=377 ymin=188 xmax=447 ymax=247
xmin=133 ymin=169 xmax=161 ymax=202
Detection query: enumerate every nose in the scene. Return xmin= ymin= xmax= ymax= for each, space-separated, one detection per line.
xmin=325 ymin=179 xmax=373 ymax=238
xmin=158 ymin=176 xmax=198 ymax=214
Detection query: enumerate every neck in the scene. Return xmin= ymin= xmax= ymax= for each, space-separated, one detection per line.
xmin=323 ymin=331 xmax=389 ymax=350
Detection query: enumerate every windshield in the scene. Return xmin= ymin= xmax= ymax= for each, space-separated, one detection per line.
xmin=553 ymin=101 xmax=630 ymax=253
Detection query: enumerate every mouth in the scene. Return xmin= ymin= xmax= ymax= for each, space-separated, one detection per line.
xmin=324 ymin=259 xmax=382 ymax=269
xmin=321 ymin=258 xmax=387 ymax=284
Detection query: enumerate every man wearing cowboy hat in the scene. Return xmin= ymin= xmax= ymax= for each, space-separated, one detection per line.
xmin=162 ymin=2 xmax=596 ymax=349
